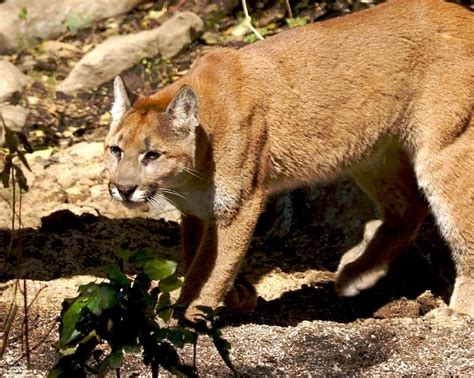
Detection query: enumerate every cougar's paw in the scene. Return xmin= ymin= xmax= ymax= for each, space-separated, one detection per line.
xmin=224 ymin=277 xmax=258 ymax=313
xmin=183 ymin=305 xmax=213 ymax=328
xmin=335 ymin=263 xmax=388 ymax=297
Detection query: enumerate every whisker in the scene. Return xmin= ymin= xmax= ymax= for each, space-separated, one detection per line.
xmin=146 ymin=197 xmax=165 ymax=212
xmin=151 ymin=192 xmax=185 ymax=218
xmin=161 ymin=188 xmax=187 ymax=201
xmin=183 ymin=167 xmax=205 ymax=180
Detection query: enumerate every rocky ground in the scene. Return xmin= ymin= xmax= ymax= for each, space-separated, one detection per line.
xmin=0 ymin=0 xmax=473 ymax=376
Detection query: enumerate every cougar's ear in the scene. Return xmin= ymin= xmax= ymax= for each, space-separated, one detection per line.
xmin=166 ymin=86 xmax=199 ymax=134
xmin=111 ymin=75 xmax=132 ymax=125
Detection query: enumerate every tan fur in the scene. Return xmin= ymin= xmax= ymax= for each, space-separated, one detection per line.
xmin=105 ymin=0 xmax=474 ymax=320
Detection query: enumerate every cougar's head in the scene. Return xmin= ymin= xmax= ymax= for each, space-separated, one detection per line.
xmin=104 ymin=76 xmax=200 ymax=208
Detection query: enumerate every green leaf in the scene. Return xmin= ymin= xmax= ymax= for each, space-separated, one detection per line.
xmin=16 ymin=149 xmax=31 ymax=171
xmin=143 ymin=259 xmax=177 ymax=280
xmin=60 ymin=297 xmax=89 ymax=347
xmin=106 ymin=349 xmax=124 ymax=369
xmin=77 ymin=282 xmax=95 ymax=293
xmin=153 ymin=341 xmax=197 ymax=377
xmin=132 ymin=272 xmax=151 ymax=291
xmin=1 ymin=162 xmax=11 ymax=188
xmin=158 ymin=275 xmax=182 ymax=293
xmin=18 ymin=7 xmax=28 ymax=20
xmin=157 ymin=292 xmax=171 ymax=322
xmin=165 ymin=328 xmax=197 ymax=349
xmin=124 ymin=343 xmax=140 ymax=353
xmin=47 ymin=366 xmax=63 ymax=378
xmin=4 ymin=127 xmax=18 ymax=153
xmin=13 ymin=165 xmax=28 ymax=192
xmin=106 ymin=264 xmax=129 ymax=288
xmin=17 ymin=132 xmax=33 ymax=153
xmin=114 ymin=247 xmax=134 ymax=262
xmin=85 ymin=285 xmax=118 ymax=316
xmin=212 ymin=330 xmax=239 ymax=377
xmin=129 ymin=248 xmax=156 ymax=267
xmin=286 ymin=16 xmax=309 ymax=28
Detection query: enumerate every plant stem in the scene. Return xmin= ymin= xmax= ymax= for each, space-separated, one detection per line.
xmin=23 ymin=278 xmax=31 ymax=368
xmin=8 ymin=168 xmax=15 ymax=258
xmin=285 ymin=0 xmax=293 ymax=19
xmin=241 ymin=0 xmax=264 ymax=40
xmin=151 ymin=362 xmax=159 ymax=378
xmin=0 ymin=303 xmax=17 ymax=358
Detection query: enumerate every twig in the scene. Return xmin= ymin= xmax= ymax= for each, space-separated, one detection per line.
xmin=23 ymin=278 xmax=31 ymax=368
xmin=193 ymin=339 xmax=197 ymax=372
xmin=285 ymin=0 xmax=293 ymax=19
xmin=8 ymin=168 xmax=16 ymax=258
xmin=10 ymin=317 xmax=57 ymax=367
xmin=0 ymin=303 xmax=18 ymax=358
xmin=241 ymin=0 xmax=264 ymax=40
xmin=26 ymin=285 xmax=47 ymax=312
xmin=0 ymin=280 xmax=20 ymax=359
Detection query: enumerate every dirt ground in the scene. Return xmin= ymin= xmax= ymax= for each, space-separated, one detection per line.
xmin=1 ymin=1 xmax=473 ymax=376
xmin=1 ymin=183 xmax=473 ymax=376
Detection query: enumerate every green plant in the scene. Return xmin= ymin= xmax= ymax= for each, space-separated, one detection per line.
xmin=15 ymin=6 xmax=29 ymax=52
xmin=64 ymin=13 xmax=92 ymax=35
xmin=243 ymin=26 xmax=272 ymax=43
xmin=18 ymin=7 xmax=28 ymax=21
xmin=1 ymin=116 xmax=32 ymax=193
xmin=285 ymin=17 xmax=309 ymax=28
xmin=0 ymin=115 xmax=33 ymax=364
xmin=49 ymin=248 xmax=238 ymax=377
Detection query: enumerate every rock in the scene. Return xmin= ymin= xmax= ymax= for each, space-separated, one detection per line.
xmin=41 ymin=40 xmax=81 ymax=59
xmin=373 ymin=298 xmax=421 ymax=319
xmin=0 ymin=0 xmax=142 ymax=53
xmin=0 ymin=60 xmax=29 ymax=103
xmin=0 ymin=104 xmax=28 ymax=132
xmin=56 ymin=12 xmax=204 ymax=94
xmin=64 ymin=141 xmax=104 ymax=162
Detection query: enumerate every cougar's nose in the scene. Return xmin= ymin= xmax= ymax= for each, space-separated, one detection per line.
xmin=116 ymin=184 xmax=137 ymax=200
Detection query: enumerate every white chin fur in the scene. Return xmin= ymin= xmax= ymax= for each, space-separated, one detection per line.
xmin=110 ymin=187 xmax=147 ymax=203
xmin=110 ymin=187 xmax=122 ymax=201
xmin=129 ymin=189 xmax=147 ymax=202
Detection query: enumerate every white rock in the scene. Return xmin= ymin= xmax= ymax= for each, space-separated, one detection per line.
xmin=66 ymin=141 xmax=104 ymax=162
xmin=56 ymin=12 xmax=204 ymax=94
xmin=0 ymin=104 xmax=28 ymax=132
xmin=0 ymin=0 xmax=142 ymax=53
xmin=0 ymin=60 xmax=29 ymax=103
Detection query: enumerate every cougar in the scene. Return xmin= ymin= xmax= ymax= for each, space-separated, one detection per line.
xmin=105 ymin=0 xmax=473 ymax=321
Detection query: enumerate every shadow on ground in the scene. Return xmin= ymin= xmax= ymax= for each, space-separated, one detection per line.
xmin=0 ymin=179 xmax=455 ymax=325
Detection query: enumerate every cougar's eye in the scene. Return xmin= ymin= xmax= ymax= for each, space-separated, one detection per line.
xmin=144 ymin=151 xmax=161 ymax=161
xmin=110 ymin=146 xmax=122 ymax=157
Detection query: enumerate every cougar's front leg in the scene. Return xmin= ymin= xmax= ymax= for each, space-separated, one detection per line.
xmin=178 ymin=192 xmax=265 ymax=322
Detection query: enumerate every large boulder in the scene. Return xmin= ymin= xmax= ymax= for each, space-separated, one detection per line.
xmin=56 ymin=12 xmax=204 ymax=94
xmin=0 ymin=0 xmax=142 ymax=53
xmin=0 ymin=60 xmax=29 ymax=103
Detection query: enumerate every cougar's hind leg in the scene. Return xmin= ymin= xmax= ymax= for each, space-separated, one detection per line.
xmin=336 ymin=141 xmax=429 ymax=296
xmin=415 ymin=120 xmax=474 ymax=318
